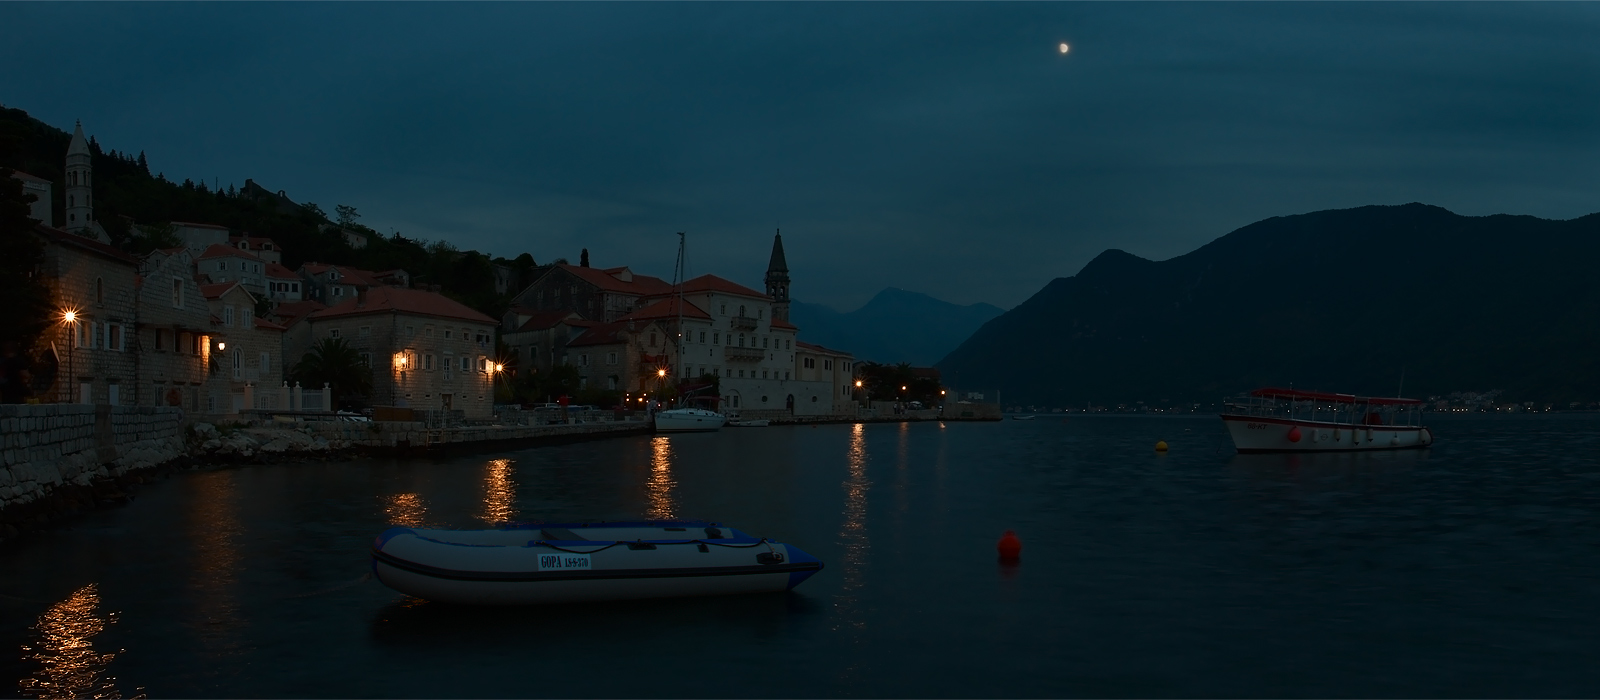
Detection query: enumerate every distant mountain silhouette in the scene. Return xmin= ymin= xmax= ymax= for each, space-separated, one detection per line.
xmin=937 ymin=203 xmax=1600 ymax=406
xmin=791 ymin=288 xmax=1003 ymax=365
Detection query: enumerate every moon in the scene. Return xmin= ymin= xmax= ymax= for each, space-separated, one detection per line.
xmin=1059 ymin=42 xmax=1069 ymax=54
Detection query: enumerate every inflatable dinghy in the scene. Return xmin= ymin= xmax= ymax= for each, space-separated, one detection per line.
xmin=371 ymin=520 xmax=824 ymax=605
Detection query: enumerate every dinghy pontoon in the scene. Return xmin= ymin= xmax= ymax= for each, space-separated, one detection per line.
xmin=371 ymin=520 xmax=823 ymax=605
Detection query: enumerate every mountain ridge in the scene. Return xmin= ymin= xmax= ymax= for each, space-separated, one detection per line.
xmin=791 ymin=287 xmax=1003 ymax=365
xmin=937 ymin=203 xmax=1600 ymax=406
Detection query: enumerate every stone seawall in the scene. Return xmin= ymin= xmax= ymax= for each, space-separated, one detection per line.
xmin=1 ymin=404 xmax=184 ymax=512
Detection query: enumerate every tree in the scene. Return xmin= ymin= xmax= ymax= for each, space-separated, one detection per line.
xmin=292 ymin=337 xmax=372 ymax=407
xmin=335 ymin=204 xmax=359 ymax=226
xmin=0 ymin=168 xmax=51 ymax=353
xmin=301 ymin=201 xmax=328 ymax=220
xmin=541 ymin=363 xmax=581 ymax=402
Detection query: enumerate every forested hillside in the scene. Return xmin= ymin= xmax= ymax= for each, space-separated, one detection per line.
xmin=0 ymin=106 xmax=545 ymax=320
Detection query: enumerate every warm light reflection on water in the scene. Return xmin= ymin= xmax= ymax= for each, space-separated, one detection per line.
xmin=17 ymin=583 xmax=131 ymax=699
xmin=384 ymin=493 xmax=429 ymax=527
xmin=478 ymin=459 xmax=517 ymax=524
xmin=646 ymin=436 xmax=677 ymax=520
xmin=188 ymin=472 xmax=244 ymax=651
xmin=837 ymin=424 xmax=872 ymax=616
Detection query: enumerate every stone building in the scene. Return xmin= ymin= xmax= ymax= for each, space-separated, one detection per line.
xmin=229 ymin=234 xmax=282 ymax=264
xmin=202 ymin=282 xmax=285 ymax=413
xmin=508 ymin=264 xmax=674 ymax=323
xmin=196 ymin=244 xmax=267 ymax=296
xmin=300 ymin=287 xmax=498 ymax=419
xmin=32 ymin=225 xmax=139 ymax=405
xmin=9 ymin=170 xmax=52 ymax=225
xmin=566 ymin=319 xmax=671 ymax=394
xmin=265 ymin=263 xmax=304 ymax=302
xmin=134 ymin=247 xmax=213 ymax=410
xmin=297 ymin=263 xmax=397 ymax=305
xmin=172 ymin=222 xmax=231 ymax=258
xmin=499 ymin=309 xmax=590 ymax=376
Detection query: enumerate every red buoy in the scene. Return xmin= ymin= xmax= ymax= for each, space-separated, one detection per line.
xmin=1287 ymin=426 xmax=1302 ymax=443
xmin=997 ymin=530 xmax=1022 ymax=560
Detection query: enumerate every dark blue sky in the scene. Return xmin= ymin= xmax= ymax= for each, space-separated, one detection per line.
xmin=6 ymin=3 xmax=1598 ymax=309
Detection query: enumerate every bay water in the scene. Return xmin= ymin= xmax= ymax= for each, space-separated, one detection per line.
xmin=4 ymin=415 xmax=1599 ymax=697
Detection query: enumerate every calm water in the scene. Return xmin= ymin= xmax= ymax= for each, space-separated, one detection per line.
xmin=4 ymin=415 xmax=1600 ymax=697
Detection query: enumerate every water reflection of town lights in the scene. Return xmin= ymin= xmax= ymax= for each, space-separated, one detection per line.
xmin=19 ymin=583 xmax=126 ymax=699
xmin=478 ymin=459 xmax=516 ymax=524
xmin=647 ymin=436 xmax=677 ymax=520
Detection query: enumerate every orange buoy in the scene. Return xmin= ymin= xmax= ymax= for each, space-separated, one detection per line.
xmin=997 ymin=530 xmax=1022 ymax=560
xmin=1155 ymin=440 xmax=1169 ymax=452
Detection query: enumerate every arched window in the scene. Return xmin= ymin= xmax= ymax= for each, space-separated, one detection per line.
xmin=68 ymin=195 xmax=74 ymax=207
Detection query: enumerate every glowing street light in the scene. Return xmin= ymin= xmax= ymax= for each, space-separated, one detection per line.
xmin=61 ymin=310 xmax=77 ymax=323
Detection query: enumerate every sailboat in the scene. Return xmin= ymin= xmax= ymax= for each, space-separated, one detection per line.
xmin=655 ymin=232 xmax=727 ymax=433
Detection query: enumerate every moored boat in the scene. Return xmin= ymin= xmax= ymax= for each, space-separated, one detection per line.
xmin=1221 ymin=387 xmax=1434 ymax=453
xmin=654 ymin=407 xmax=727 ymax=432
xmin=371 ymin=520 xmax=823 ymax=605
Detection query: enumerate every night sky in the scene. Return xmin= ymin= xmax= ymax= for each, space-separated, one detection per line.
xmin=5 ymin=3 xmax=1597 ymax=309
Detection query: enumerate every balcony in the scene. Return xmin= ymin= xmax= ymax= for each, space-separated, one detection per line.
xmin=725 ymin=346 xmax=765 ymax=362
xmin=729 ymin=315 xmax=759 ymax=331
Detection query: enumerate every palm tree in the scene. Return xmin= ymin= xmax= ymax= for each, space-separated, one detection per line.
xmin=293 ymin=337 xmax=372 ymax=406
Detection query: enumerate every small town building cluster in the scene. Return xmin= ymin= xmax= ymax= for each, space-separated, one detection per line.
xmin=10 ymin=121 xmax=857 ymax=420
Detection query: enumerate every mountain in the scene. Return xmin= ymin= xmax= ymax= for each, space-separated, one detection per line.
xmin=937 ymin=203 xmax=1600 ymax=407
xmin=790 ymin=288 xmax=1004 ymax=365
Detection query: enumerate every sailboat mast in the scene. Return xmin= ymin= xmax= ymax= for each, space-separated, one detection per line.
xmin=675 ymin=232 xmax=686 ymax=386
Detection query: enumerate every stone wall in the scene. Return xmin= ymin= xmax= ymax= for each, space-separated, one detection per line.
xmin=0 ymin=404 xmax=184 ymax=512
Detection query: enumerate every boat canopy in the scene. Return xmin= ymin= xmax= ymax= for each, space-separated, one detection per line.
xmin=1250 ymin=387 xmax=1423 ymax=406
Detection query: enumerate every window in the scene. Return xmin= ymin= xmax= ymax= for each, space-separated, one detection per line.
xmin=219 ymin=261 xmax=228 ymax=272
xmin=579 ymin=354 xmax=590 ymax=367
xmin=360 ymin=352 xmax=371 ymax=367
xmin=758 ymin=309 xmax=763 ymax=319
xmin=720 ymin=304 xmax=726 ymax=314
xmin=155 ymin=329 xmax=166 ymax=351
xmin=172 ymin=279 xmax=183 ymax=308
xmin=224 ymin=306 xmax=235 ymax=327
xmin=460 ymin=356 xmax=470 ymax=371
xmin=231 ymin=349 xmax=242 ymax=380
xmin=607 ymin=352 xmax=618 ymax=365
xmin=762 ymin=370 xmax=769 ymax=379
xmin=108 ymin=324 xmax=122 ymax=351
xmin=426 ymin=327 xmax=434 ymax=338
xmin=259 ymin=352 xmax=270 ymax=372
xmin=444 ymin=330 xmax=452 ymax=339
xmin=329 ymin=328 xmax=340 ymax=339
xmin=786 ymin=340 xmax=792 ymax=350
xmin=805 ymin=358 xmax=814 ymax=368
xmin=650 ymin=332 xmax=657 ymax=346
xmin=359 ymin=326 xmax=371 ymax=338
xmin=738 ymin=334 xmax=745 ymax=347
xmin=95 ymin=277 xmax=103 ymax=304
xmin=699 ymin=331 xmax=706 ymax=343
xmin=763 ymin=337 xmax=769 ymax=348
xmin=333 ymin=287 xmax=343 ymax=297
xmin=424 ymin=354 xmax=434 ymax=370
xmin=713 ymin=333 xmax=720 ymax=345
xmin=825 ymin=360 xmax=832 ymax=370
xmin=608 ymin=376 xmax=618 ymax=390
xmin=739 ymin=305 xmax=746 ymax=316
xmin=406 ymin=325 xmax=415 ymax=337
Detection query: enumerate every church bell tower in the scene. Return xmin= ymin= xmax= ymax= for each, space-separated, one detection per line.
xmin=64 ymin=121 xmax=93 ymax=235
xmin=765 ymin=229 xmax=790 ymax=323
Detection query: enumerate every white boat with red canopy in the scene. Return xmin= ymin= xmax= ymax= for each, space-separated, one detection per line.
xmin=1221 ymin=387 xmax=1434 ymax=453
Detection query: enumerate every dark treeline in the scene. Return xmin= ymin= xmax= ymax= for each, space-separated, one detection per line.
xmin=0 ymin=106 xmax=546 ymax=325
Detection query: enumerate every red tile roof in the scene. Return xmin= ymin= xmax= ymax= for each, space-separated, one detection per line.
xmin=557 ymin=264 xmax=674 ymax=296
xmin=172 ymin=221 xmax=230 ymax=231
xmin=198 ymin=282 xmax=242 ymax=300
xmin=308 ymin=287 xmax=496 ymax=324
xmin=10 ymin=170 xmax=49 ymax=184
xmin=270 ymin=300 xmax=327 ymax=323
xmin=568 ymin=321 xmax=641 ymax=348
xmin=33 ymin=224 xmax=137 ymax=264
xmin=265 ymin=262 xmax=299 ymax=279
xmin=619 ymin=297 xmax=711 ymax=322
xmin=672 ymin=274 xmax=768 ymax=300
xmin=197 ymin=243 xmax=262 ymax=261
xmin=770 ymin=318 xmax=798 ymax=330
xmin=796 ymin=340 xmax=851 ymax=356
xmin=254 ymin=318 xmax=286 ymax=331
xmin=513 ymin=309 xmax=585 ymax=332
